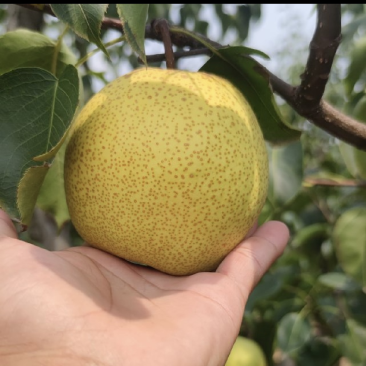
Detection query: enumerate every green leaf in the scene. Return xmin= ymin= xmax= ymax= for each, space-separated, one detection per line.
xmin=18 ymin=166 xmax=50 ymax=226
xmin=0 ymin=66 xmax=79 ymax=226
xmin=200 ymin=46 xmax=301 ymax=145
xmin=291 ymin=223 xmax=328 ymax=250
xmin=346 ymin=291 xmax=366 ymax=325
xmin=344 ymin=36 xmax=366 ymax=95
xmin=236 ymin=5 xmax=251 ymax=40
xmin=343 ymin=12 xmax=366 ymax=43
xmin=296 ymin=338 xmax=340 ymax=366
xmin=318 ymin=272 xmax=361 ymax=292
xmin=339 ymin=96 xmax=366 ymax=180
xmin=36 ymin=142 xmax=70 ymax=229
xmin=277 ymin=312 xmax=312 ymax=356
xmin=245 ymin=267 xmax=290 ymax=312
xmin=116 ymin=4 xmax=148 ymax=65
xmin=268 ymin=140 xmax=303 ymax=205
xmin=333 ymin=207 xmax=366 ymax=287
xmin=338 ymin=319 xmax=366 ymax=365
xmin=51 ymin=4 xmax=109 ymax=57
xmin=0 ymin=29 xmax=76 ymax=77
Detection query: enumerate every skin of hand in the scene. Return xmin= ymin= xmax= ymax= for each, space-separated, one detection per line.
xmin=0 ymin=209 xmax=289 ymax=366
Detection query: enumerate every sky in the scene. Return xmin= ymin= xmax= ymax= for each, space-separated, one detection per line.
xmin=178 ymin=4 xmax=317 ymax=75
xmin=246 ymin=4 xmax=316 ymax=56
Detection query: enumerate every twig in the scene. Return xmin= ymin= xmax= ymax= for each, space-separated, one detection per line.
xmin=304 ymin=177 xmax=366 ymax=187
xmin=16 ymin=3 xmax=366 ymax=151
xmin=151 ymin=19 xmax=175 ymax=69
xmin=139 ymin=48 xmax=213 ymax=64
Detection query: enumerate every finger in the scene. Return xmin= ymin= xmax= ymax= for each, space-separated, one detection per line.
xmin=216 ymin=221 xmax=289 ymax=297
xmin=0 ymin=209 xmax=18 ymax=239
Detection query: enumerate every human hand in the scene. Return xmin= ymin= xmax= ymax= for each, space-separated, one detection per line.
xmin=0 ymin=209 xmax=289 ymax=366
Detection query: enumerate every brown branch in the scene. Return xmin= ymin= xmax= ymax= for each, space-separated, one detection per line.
xmin=296 ymin=4 xmax=342 ymax=110
xmin=264 ymin=67 xmax=366 ymax=150
xmin=16 ymin=3 xmax=366 ymax=151
xmin=17 ymin=4 xmax=215 ymax=50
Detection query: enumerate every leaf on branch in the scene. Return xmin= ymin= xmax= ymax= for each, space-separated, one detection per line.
xmin=333 ymin=207 xmax=366 ymax=287
xmin=339 ymin=95 xmax=366 ymax=180
xmin=337 ymin=319 xmax=366 ymax=364
xmin=116 ymin=4 xmax=149 ymax=66
xmin=344 ymin=36 xmax=366 ymax=96
xmin=277 ymin=312 xmax=312 ymax=356
xmin=0 ymin=66 xmax=79 ymax=227
xmin=0 ymin=29 xmax=76 ymax=77
xmin=342 ymin=12 xmax=366 ymax=43
xmin=296 ymin=338 xmax=340 ymax=366
xmin=51 ymin=4 xmax=109 ymax=58
xmin=36 ymin=142 xmax=70 ymax=229
xmin=267 ymin=141 xmax=304 ymax=206
xmin=200 ymin=46 xmax=302 ymax=145
xmin=318 ymin=272 xmax=361 ymax=292
xmin=18 ymin=166 xmax=50 ymax=227
xmin=291 ymin=223 xmax=328 ymax=250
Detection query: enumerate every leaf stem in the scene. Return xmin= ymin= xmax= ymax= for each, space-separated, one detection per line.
xmin=75 ymin=36 xmax=126 ymax=68
xmin=52 ymin=25 xmax=69 ymax=75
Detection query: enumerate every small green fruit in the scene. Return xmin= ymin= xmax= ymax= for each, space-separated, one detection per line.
xmin=64 ymin=67 xmax=268 ymax=275
xmin=225 ymin=336 xmax=267 ymax=366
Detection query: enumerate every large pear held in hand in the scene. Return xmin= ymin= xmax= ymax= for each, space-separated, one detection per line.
xmin=64 ymin=67 xmax=268 ymax=276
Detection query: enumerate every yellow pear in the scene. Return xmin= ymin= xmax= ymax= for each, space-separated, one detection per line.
xmin=64 ymin=67 xmax=268 ymax=275
xmin=225 ymin=336 xmax=267 ymax=366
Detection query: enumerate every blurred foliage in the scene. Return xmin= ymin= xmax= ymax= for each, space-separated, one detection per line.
xmin=242 ymin=4 xmax=366 ymax=366
xmin=1 ymin=4 xmax=366 ymax=366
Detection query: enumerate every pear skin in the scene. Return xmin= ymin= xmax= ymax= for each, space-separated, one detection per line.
xmin=64 ymin=68 xmax=268 ymax=276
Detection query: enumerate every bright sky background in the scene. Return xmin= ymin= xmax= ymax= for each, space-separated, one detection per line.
xmin=181 ymin=4 xmax=316 ymax=71
xmin=247 ymin=4 xmax=316 ymax=63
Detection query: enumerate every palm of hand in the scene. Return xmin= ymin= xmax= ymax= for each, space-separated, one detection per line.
xmin=0 ymin=213 xmax=288 ymax=366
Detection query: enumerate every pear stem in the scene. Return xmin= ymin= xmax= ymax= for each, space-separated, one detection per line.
xmin=152 ymin=19 xmax=175 ymax=69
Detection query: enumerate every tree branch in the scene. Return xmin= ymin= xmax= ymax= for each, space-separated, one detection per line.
xmin=262 ymin=67 xmax=366 ymax=149
xmin=296 ymin=4 xmax=342 ymax=110
xmin=139 ymin=48 xmax=213 ymax=64
xmin=304 ymin=177 xmax=366 ymax=187
xmin=17 ymin=4 xmax=218 ymax=49
xmin=16 ymin=3 xmax=366 ymax=151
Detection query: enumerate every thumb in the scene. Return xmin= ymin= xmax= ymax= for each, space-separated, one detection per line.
xmin=0 ymin=210 xmax=18 ymax=239
xmin=217 ymin=221 xmax=289 ymax=297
